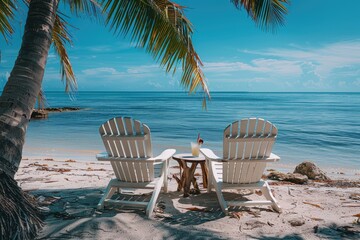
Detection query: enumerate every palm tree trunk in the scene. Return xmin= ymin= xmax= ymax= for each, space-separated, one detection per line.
xmin=0 ymin=0 xmax=58 ymax=177
xmin=0 ymin=0 xmax=59 ymax=238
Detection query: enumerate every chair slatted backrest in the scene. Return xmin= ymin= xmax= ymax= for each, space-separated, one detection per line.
xmin=99 ymin=117 xmax=154 ymax=182
xmin=222 ymin=118 xmax=277 ymax=184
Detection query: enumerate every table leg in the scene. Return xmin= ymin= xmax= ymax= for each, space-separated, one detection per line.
xmin=200 ymin=162 xmax=208 ymax=188
xmin=172 ymin=159 xmax=185 ymax=192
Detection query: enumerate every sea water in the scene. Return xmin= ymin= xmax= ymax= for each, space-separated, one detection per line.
xmin=23 ymin=92 xmax=360 ymax=170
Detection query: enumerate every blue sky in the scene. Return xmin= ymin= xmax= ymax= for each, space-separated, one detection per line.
xmin=1 ymin=0 xmax=360 ymax=93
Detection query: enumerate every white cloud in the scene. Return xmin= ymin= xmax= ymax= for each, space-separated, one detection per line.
xmin=240 ymin=40 xmax=360 ymax=79
xmin=204 ymin=58 xmax=302 ymax=76
xmin=82 ymin=67 xmax=119 ymax=75
xmin=127 ymin=64 xmax=159 ymax=74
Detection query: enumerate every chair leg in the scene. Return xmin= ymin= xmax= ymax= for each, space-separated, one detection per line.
xmin=207 ymin=160 xmax=212 ymax=193
xmin=145 ymin=175 xmax=164 ymax=217
xmin=214 ymin=180 xmax=228 ymax=215
xmin=163 ymin=160 xmax=168 ymax=193
xmin=262 ymin=181 xmax=282 ymax=213
xmin=97 ymin=182 xmax=117 ymax=210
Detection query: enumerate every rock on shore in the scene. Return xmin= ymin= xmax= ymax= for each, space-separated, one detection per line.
xmin=31 ymin=107 xmax=80 ymax=119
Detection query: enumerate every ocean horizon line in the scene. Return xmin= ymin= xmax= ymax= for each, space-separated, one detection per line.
xmin=8 ymin=90 xmax=360 ymax=94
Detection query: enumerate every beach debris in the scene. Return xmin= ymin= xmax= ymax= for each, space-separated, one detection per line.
xmin=229 ymin=211 xmax=243 ymax=219
xmin=36 ymin=166 xmax=71 ymax=173
xmin=288 ymin=218 xmax=305 ymax=226
xmin=267 ymin=171 xmax=308 ymax=184
xmin=303 ymin=201 xmax=324 ymax=210
xmin=353 ymin=213 xmax=360 ymax=223
xmin=29 ymin=163 xmax=48 ymax=167
xmin=181 ymin=207 xmax=209 ymax=212
xmin=246 ymin=209 xmax=261 ymax=218
xmin=310 ymin=217 xmax=324 ymax=221
xmin=65 ymin=159 xmax=76 ymax=163
xmin=86 ymin=167 xmax=106 ymax=171
xmin=244 ymin=220 xmax=266 ymax=230
xmin=38 ymin=206 xmax=51 ymax=214
xmin=44 ymin=158 xmax=54 ymax=161
xmin=155 ymin=213 xmax=173 ymax=219
xmin=294 ymin=161 xmax=330 ymax=180
xmin=267 ymin=221 xmax=274 ymax=227
xmin=154 ymin=201 xmax=166 ymax=214
xmin=288 ymin=187 xmax=295 ymax=197
xmin=65 ymin=207 xmax=94 ymax=218
xmin=350 ymin=193 xmax=360 ymax=200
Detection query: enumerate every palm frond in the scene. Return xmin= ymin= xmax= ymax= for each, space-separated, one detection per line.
xmin=62 ymin=0 xmax=102 ymax=17
xmin=52 ymin=13 xmax=77 ymax=92
xmin=230 ymin=0 xmax=289 ymax=31
xmin=0 ymin=0 xmax=16 ymax=42
xmin=101 ymin=0 xmax=210 ymax=105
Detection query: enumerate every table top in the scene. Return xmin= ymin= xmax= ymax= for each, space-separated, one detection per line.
xmin=172 ymin=153 xmax=205 ymax=162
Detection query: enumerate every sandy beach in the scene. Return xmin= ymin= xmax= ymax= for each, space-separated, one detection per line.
xmin=15 ymin=157 xmax=360 ymax=240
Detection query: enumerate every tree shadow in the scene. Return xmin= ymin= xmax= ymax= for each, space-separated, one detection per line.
xmin=247 ymin=223 xmax=360 ymax=240
xmin=160 ymin=190 xmax=276 ymax=226
xmin=31 ymin=187 xmax=232 ymax=239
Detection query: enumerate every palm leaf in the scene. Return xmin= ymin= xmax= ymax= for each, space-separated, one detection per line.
xmin=230 ymin=0 xmax=289 ymax=31
xmin=101 ymin=0 xmax=210 ymax=105
xmin=0 ymin=0 xmax=16 ymax=42
xmin=52 ymin=13 xmax=77 ymax=92
xmin=62 ymin=0 xmax=102 ymax=17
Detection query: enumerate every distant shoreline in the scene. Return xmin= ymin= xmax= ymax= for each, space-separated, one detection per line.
xmin=31 ymin=107 xmax=81 ymax=119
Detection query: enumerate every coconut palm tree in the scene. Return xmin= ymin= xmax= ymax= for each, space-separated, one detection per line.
xmin=0 ymin=0 xmax=289 ymax=239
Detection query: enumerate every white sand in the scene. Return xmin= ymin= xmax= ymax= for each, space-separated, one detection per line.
xmin=15 ymin=158 xmax=360 ymax=239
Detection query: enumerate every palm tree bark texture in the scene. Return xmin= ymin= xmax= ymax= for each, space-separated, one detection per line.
xmin=0 ymin=0 xmax=59 ymax=239
xmin=0 ymin=0 xmax=58 ymax=177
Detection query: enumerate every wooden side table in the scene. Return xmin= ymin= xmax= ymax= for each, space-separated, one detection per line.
xmin=172 ymin=153 xmax=208 ymax=197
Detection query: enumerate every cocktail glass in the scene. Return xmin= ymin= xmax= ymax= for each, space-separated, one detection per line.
xmin=191 ymin=142 xmax=200 ymax=157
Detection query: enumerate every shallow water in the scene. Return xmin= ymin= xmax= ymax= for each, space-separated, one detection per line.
xmin=23 ymin=92 xmax=360 ymax=170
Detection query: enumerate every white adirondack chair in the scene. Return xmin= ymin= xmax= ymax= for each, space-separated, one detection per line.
xmin=200 ymin=118 xmax=281 ymax=214
xmin=96 ymin=117 xmax=175 ymax=217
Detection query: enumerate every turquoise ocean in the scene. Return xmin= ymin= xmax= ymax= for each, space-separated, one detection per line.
xmin=23 ymin=92 xmax=360 ymax=171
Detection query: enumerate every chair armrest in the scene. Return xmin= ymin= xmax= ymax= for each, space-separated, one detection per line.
xmin=267 ymin=153 xmax=280 ymax=162
xmin=96 ymin=152 xmax=109 ymax=161
xmin=200 ymin=148 xmax=222 ymax=162
xmin=153 ymin=149 xmax=176 ymax=161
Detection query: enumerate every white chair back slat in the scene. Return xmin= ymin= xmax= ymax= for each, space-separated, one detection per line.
xmin=111 ymin=161 xmax=121 ymax=179
xmin=252 ymin=118 xmax=265 ymax=159
xmin=222 ymin=118 xmax=278 ymax=184
xmin=99 ymin=117 xmax=155 ymax=183
xmin=134 ymin=162 xmax=143 ymax=182
xmin=115 ymin=117 xmax=131 ymax=157
xmin=265 ymin=122 xmax=277 ymax=157
xmin=223 ymin=126 xmax=230 ymax=159
xmin=229 ymin=121 xmax=239 ymax=159
xmin=247 ymin=118 xmax=257 ymax=136
xmin=107 ymin=119 xmax=122 ymax=157
xmin=143 ymin=124 xmax=153 ymax=157
xmin=237 ymin=119 xmax=248 ymax=159
xmin=124 ymin=117 xmax=138 ymax=157
xmin=147 ymin=162 xmax=154 ymax=181
xmin=99 ymin=121 xmax=114 ymax=157
xmin=134 ymin=120 xmax=146 ymax=158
